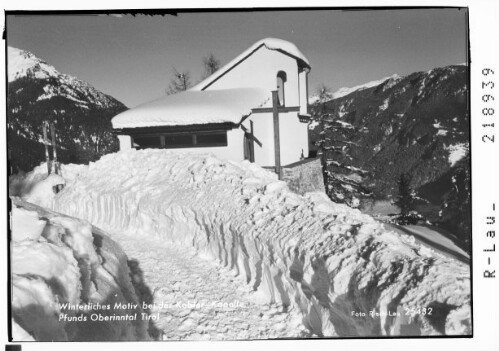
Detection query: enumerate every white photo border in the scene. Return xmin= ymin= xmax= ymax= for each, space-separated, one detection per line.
xmin=0 ymin=1 xmax=497 ymax=350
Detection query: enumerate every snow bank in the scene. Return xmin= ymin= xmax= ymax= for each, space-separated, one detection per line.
xmin=43 ymin=150 xmax=470 ymax=337
xmin=9 ymin=162 xmax=87 ymax=199
xmin=10 ymin=198 xmax=149 ymax=341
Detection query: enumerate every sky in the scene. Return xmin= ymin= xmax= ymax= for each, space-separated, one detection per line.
xmin=6 ymin=9 xmax=468 ymax=108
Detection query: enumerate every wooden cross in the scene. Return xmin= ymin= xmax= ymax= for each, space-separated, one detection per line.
xmin=250 ymin=91 xmax=301 ymax=179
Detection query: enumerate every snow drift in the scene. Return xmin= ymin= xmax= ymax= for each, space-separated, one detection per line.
xmin=25 ymin=150 xmax=470 ymax=337
xmin=10 ymin=198 xmax=149 ymax=341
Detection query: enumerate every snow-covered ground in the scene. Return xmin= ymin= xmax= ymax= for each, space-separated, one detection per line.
xmin=106 ymin=228 xmax=307 ymax=340
xmin=360 ymin=201 xmax=468 ymax=263
xmin=444 ymin=143 xmax=469 ymax=167
xmin=12 ymin=150 xmax=472 ymax=338
xmin=384 ymin=224 xmax=469 ymax=264
xmin=10 ymin=195 xmax=305 ymax=341
xmin=10 ymin=198 xmax=149 ymax=341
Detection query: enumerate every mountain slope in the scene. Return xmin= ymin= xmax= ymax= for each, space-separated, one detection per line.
xmin=7 ymin=47 xmax=127 ymax=172
xmin=309 ymin=74 xmax=401 ymax=103
xmin=309 ymin=64 xmax=470 ymax=247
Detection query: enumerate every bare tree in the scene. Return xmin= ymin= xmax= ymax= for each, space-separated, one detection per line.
xmin=315 ymin=83 xmax=333 ymax=104
xmin=167 ymin=68 xmax=192 ymax=95
xmin=202 ymin=53 xmax=221 ymax=79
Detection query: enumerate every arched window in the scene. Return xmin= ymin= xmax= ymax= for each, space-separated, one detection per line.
xmin=276 ymin=71 xmax=287 ymax=106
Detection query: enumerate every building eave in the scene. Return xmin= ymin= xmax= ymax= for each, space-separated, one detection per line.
xmin=113 ymin=122 xmax=237 ymax=135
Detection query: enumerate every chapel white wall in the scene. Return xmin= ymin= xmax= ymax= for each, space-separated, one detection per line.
xmin=117 ymin=135 xmax=132 ymax=150
xmin=242 ymin=112 xmax=309 ymax=168
xmin=205 ymin=48 xmax=301 ymax=108
xmin=209 ymin=48 xmax=309 ymax=167
xmin=279 ymin=112 xmax=309 ymax=165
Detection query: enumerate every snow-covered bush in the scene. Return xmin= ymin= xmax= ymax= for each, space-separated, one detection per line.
xmin=9 ymin=162 xmax=86 ymax=198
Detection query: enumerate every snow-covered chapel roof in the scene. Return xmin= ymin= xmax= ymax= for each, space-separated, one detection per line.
xmin=112 ymin=38 xmax=308 ymax=129
xmin=111 ymin=88 xmax=271 ymax=129
xmin=191 ymin=37 xmax=311 ymax=91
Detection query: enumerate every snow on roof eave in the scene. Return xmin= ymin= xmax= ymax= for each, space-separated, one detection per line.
xmin=190 ymin=38 xmax=311 ymax=91
xmin=111 ymin=88 xmax=271 ymax=129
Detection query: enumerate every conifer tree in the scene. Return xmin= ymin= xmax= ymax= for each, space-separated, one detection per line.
xmin=439 ymin=154 xmax=471 ymax=250
xmin=312 ymin=83 xmax=370 ymax=207
xmin=395 ymin=172 xmax=414 ymax=218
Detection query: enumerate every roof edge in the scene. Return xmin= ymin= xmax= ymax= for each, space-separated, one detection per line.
xmin=190 ymin=38 xmax=311 ymax=92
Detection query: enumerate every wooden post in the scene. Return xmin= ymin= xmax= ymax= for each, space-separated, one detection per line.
xmin=42 ymin=121 xmax=52 ymax=174
xmin=50 ymin=122 xmax=59 ymax=175
xmin=249 ymin=120 xmax=255 ymax=163
xmin=272 ymin=90 xmax=281 ymax=179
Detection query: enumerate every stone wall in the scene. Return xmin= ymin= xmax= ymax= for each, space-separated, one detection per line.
xmin=282 ymin=158 xmax=325 ymax=195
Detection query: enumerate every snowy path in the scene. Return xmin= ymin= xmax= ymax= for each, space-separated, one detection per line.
xmin=105 ymin=230 xmax=308 ymax=340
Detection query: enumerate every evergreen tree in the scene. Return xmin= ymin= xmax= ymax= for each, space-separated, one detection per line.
xmin=439 ymin=154 xmax=471 ymax=250
xmin=395 ymin=172 xmax=414 ymax=218
xmin=311 ymin=83 xmax=370 ymax=207
xmin=7 ymin=75 xmax=124 ymax=171
xmin=314 ymin=84 xmax=332 ymax=195
xmin=167 ymin=68 xmax=192 ymax=95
